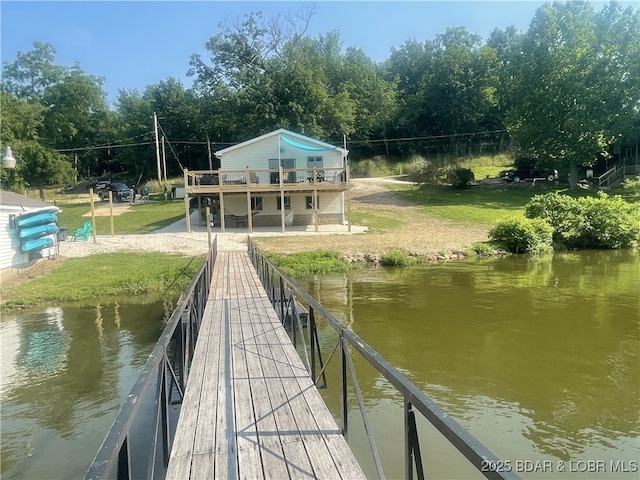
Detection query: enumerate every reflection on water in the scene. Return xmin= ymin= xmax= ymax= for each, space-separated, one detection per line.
xmin=298 ymin=250 xmax=639 ymax=479
xmin=0 ymin=302 xmax=168 ymax=480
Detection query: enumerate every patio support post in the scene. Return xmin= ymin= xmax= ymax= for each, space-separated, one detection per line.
xmin=184 ymin=169 xmax=191 ymax=232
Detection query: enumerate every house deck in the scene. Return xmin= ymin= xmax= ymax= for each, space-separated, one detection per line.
xmin=166 ymin=251 xmax=366 ymax=480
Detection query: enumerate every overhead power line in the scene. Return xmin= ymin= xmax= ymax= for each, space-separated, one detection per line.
xmin=55 ymin=129 xmax=508 ymax=154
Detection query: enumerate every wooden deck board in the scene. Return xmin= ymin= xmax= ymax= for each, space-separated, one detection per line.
xmin=166 ymin=251 xmax=366 ymax=480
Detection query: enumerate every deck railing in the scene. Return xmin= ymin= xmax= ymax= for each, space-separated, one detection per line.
xmin=185 ymin=167 xmax=348 ymax=190
xmin=248 ymin=238 xmax=520 ymax=480
xmin=85 ymin=239 xmax=217 ymax=480
xmin=598 ymin=159 xmax=640 ymax=188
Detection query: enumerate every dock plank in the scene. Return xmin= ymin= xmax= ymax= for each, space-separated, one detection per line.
xmin=167 ymin=250 xmax=366 ymax=480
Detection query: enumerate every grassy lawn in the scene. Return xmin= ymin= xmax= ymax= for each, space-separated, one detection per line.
xmin=1 ymin=252 xmax=203 ymax=308
xmin=388 ymin=184 xmax=539 ymax=223
xmin=388 ymin=183 xmax=638 ymax=225
xmin=58 ymin=195 xmax=186 ymax=235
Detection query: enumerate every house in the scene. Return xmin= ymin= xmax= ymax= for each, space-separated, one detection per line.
xmin=0 ymin=190 xmax=60 ymax=271
xmin=183 ymin=129 xmax=350 ymax=232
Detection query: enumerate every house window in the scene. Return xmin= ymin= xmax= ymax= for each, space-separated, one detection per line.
xmin=276 ymin=196 xmax=291 ymax=210
xmin=269 ymin=158 xmax=296 ymax=183
xmin=306 ymin=195 xmax=319 ymax=209
xmin=251 ymin=197 xmax=263 ymax=211
xmin=307 ymin=156 xmax=323 ymax=168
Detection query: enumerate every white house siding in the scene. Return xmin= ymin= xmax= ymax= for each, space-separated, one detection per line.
xmin=1 ymin=192 xmax=59 ymax=271
xmin=0 ymin=207 xmax=56 ymax=270
xmin=0 ymin=208 xmax=21 ymax=270
xmin=211 ymin=130 xmax=348 ymax=228
xmin=218 ymin=134 xmax=344 ymax=171
xmin=221 ymin=191 xmax=344 ymax=227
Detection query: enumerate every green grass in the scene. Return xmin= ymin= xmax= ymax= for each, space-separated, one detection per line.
xmin=349 ymin=210 xmax=404 ymax=232
xmin=2 ymin=252 xmax=203 ymax=309
xmin=58 ymin=196 xmax=186 ymax=235
xmin=385 ymin=184 xmax=535 ymax=223
xmin=265 ymin=251 xmax=352 ymax=276
xmin=459 ymin=153 xmax=514 ymax=179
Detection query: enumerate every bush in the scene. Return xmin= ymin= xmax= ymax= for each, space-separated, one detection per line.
xmin=469 ymin=242 xmax=495 ymax=257
xmin=447 ymin=168 xmax=475 ymax=189
xmin=381 ymin=249 xmax=417 ymax=266
xmin=524 ymin=192 xmax=586 ymax=246
xmin=266 ymin=250 xmax=351 ymax=276
xmin=525 ymin=191 xmax=640 ymax=249
xmin=489 ymin=216 xmax=554 ymax=254
xmin=622 ymin=175 xmax=640 ymax=193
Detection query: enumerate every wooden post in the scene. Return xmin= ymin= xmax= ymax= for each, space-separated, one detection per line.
xmin=89 ymin=188 xmax=97 ymax=244
xmin=109 ymin=191 xmax=114 ymax=236
xmin=206 ymin=206 xmax=212 ymax=247
xmin=346 ymin=165 xmax=351 ymax=232
xmin=154 ymin=112 xmax=162 ymax=183
xmin=219 ymin=192 xmax=226 ymax=232
xmin=313 ymin=189 xmax=318 ymax=232
xmin=246 ymin=190 xmax=253 ymax=232
xmin=184 ymin=169 xmax=191 ymax=232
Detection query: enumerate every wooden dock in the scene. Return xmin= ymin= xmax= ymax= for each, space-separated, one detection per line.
xmin=166 ymin=251 xmax=366 ymax=479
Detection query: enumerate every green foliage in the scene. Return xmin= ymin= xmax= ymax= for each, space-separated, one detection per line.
xmin=266 ymin=251 xmax=352 ymax=276
xmin=507 ymin=2 xmax=640 ymax=186
xmin=447 ymin=167 xmax=475 ymax=189
xmin=489 ymin=215 xmax=554 ymax=254
xmin=525 ymin=192 xmax=640 ymax=249
xmin=381 ymin=249 xmax=418 ymax=267
xmin=1 ymin=253 xmax=203 ymax=309
xmin=622 ymin=175 xmax=640 ymax=194
xmin=469 ymin=242 xmax=495 ymax=257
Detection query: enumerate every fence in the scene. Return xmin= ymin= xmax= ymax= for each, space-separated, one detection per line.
xmin=84 ymin=239 xmax=217 ymax=480
xmin=248 ymin=238 xmax=520 ymax=480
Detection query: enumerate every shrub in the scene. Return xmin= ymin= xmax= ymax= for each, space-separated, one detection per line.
xmin=447 ymin=168 xmax=475 ymax=189
xmin=381 ymin=249 xmax=417 ymax=267
xmin=525 ymin=191 xmax=640 ymax=249
xmin=577 ymin=193 xmax=640 ymax=248
xmin=622 ymin=175 xmax=640 ymax=193
xmin=470 ymin=242 xmax=495 ymax=257
xmin=266 ymin=250 xmax=351 ymax=276
xmin=524 ymin=192 xmax=586 ymax=246
xmin=489 ymin=216 xmax=554 ymax=254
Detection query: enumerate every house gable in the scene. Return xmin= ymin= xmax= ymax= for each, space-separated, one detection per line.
xmin=214 ymin=129 xmax=348 ymax=171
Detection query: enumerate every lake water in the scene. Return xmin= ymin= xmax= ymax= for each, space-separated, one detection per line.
xmin=296 ymin=250 xmax=639 ymax=479
xmin=0 ymin=301 xmax=170 ymax=480
xmin=1 ymin=251 xmax=638 ymax=479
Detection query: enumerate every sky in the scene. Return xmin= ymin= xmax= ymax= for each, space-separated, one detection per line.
xmin=0 ymin=1 xmax=633 ymax=105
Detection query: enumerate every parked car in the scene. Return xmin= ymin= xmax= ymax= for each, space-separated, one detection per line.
xmin=500 ymin=166 xmax=558 ymax=183
xmin=98 ymin=182 xmax=132 ymax=202
xmin=93 ymin=180 xmax=110 ymax=192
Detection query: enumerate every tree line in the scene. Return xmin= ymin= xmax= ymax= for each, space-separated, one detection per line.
xmin=1 ymin=1 xmax=638 ymax=194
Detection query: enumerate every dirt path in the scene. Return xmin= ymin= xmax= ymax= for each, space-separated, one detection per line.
xmin=252 ymin=177 xmax=489 ymax=260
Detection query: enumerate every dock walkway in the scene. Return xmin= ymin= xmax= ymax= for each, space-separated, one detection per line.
xmin=166 ymin=251 xmax=366 ymax=479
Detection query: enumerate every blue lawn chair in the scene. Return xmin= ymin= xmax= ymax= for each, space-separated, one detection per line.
xmin=72 ymin=220 xmax=93 ymax=241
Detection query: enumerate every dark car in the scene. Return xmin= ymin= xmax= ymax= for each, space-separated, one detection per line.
xmin=98 ymin=182 xmax=132 ymax=202
xmin=500 ymin=165 xmax=558 ymax=183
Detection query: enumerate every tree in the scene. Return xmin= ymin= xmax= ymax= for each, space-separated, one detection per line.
xmin=507 ymin=1 xmax=640 ymax=187
xmin=2 ymin=42 xmax=111 ymax=183
xmin=189 ymin=8 xmax=358 ymax=141
xmin=1 ymin=41 xmax=66 ymax=101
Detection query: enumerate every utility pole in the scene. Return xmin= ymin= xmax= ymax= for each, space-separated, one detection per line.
xmin=206 ymin=134 xmax=213 ymax=170
xmin=161 ymin=135 xmax=168 ymax=182
xmin=154 ymin=112 xmax=162 ymax=183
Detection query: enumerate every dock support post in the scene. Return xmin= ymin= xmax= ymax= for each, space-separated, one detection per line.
xmin=340 ymin=333 xmax=348 ymax=438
